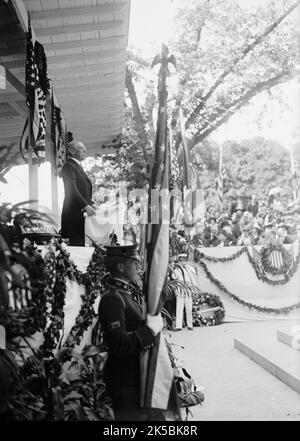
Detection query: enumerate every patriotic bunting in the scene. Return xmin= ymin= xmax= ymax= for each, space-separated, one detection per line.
xmin=20 ymin=14 xmax=50 ymax=165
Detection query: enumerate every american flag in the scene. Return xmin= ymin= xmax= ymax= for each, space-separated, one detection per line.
xmin=179 ymin=107 xmax=190 ymax=189
xmin=216 ymin=145 xmax=226 ymax=207
xmin=269 ymin=250 xmax=283 ymax=269
xmin=51 ymin=86 xmax=67 ymax=176
xmin=169 ymin=121 xmax=180 ymax=187
xmin=20 ymin=14 xmax=49 ymax=164
xmin=141 ymin=45 xmax=180 ymax=415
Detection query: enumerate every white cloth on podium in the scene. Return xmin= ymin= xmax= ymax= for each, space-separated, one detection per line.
xmin=85 ymin=202 xmax=125 ymax=245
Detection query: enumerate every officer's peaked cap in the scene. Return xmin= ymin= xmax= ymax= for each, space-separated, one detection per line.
xmin=105 ymin=244 xmax=140 ymax=261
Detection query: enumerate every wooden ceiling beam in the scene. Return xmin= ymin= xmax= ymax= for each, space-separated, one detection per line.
xmin=34 ymin=20 xmax=123 ymax=38
xmin=49 ymin=63 xmax=125 ymax=77
xmin=0 ymin=116 xmax=24 ymax=126
xmin=2 ymin=66 xmax=25 ymax=97
xmin=0 ymin=135 xmax=21 ymax=144
xmin=0 ymin=58 xmax=24 ymax=70
xmin=55 ymin=82 xmax=124 ymax=94
xmin=0 ymin=92 xmax=24 ymax=102
xmin=0 ymin=45 xmax=25 ymax=57
xmin=58 ymin=98 xmax=124 ymax=108
xmin=48 ymin=59 xmax=125 ymax=74
xmin=42 ymin=35 xmax=127 ymax=52
xmin=8 ymin=100 xmax=26 ymax=116
xmin=30 ymin=3 xmax=128 ymax=20
xmin=47 ymin=48 xmax=124 ymax=65
xmin=54 ymin=72 xmax=124 ymax=88
xmin=64 ymin=101 xmax=123 ymax=111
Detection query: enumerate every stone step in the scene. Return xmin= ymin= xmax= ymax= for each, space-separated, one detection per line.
xmin=277 ymin=330 xmax=300 ymax=350
xmin=234 ymin=335 xmax=300 ymax=394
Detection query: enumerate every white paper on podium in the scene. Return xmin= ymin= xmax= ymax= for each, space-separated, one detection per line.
xmin=85 ymin=202 xmax=125 ymax=245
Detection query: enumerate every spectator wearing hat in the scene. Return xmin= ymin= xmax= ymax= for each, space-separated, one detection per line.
xmin=203 ymin=217 xmax=219 ymax=247
xmin=276 ymin=224 xmax=294 ymax=244
xmin=246 ymin=195 xmax=259 ymax=217
xmin=97 ymin=244 xmax=164 ymax=421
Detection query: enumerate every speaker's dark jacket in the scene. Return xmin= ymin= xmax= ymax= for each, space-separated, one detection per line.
xmin=98 ymin=278 xmax=155 ymax=411
xmin=60 ymin=158 xmax=93 ymax=244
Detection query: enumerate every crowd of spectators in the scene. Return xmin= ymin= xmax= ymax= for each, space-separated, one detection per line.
xmin=171 ymin=191 xmax=300 ymax=251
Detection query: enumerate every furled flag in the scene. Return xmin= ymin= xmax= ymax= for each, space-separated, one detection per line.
xmin=179 ymin=108 xmax=204 ymax=227
xmin=216 ymin=145 xmax=226 ymax=207
xmin=20 ymin=14 xmax=50 ymax=164
xmin=168 ymin=119 xmax=182 ymax=224
xmin=141 ymin=45 xmax=180 ymax=417
xmin=50 ymin=85 xmax=67 ymax=176
xmin=179 ymin=107 xmax=190 ymax=189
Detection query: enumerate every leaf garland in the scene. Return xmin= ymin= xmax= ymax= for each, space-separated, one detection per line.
xmin=260 ymin=244 xmax=293 ymax=276
xmin=194 ymin=257 xmax=300 ymax=315
xmin=194 ymin=241 xmax=300 ymax=286
xmin=63 ymin=246 xmax=106 ymax=355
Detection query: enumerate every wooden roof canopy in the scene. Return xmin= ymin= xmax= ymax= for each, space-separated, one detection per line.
xmin=0 ymin=0 xmax=131 ymax=160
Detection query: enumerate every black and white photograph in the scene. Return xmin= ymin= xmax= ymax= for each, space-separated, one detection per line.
xmin=0 ymin=0 xmax=300 ymax=426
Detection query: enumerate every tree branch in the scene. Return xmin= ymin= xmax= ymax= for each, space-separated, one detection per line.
xmin=191 ymin=69 xmax=293 ymax=146
xmin=125 ymin=66 xmax=149 ymax=162
xmin=187 ymin=0 xmax=300 ymax=128
xmin=175 ymin=0 xmax=300 ymax=150
xmin=195 ymin=0 xmax=211 ymax=50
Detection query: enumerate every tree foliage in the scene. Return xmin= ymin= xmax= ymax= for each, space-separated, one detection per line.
xmin=170 ymin=0 xmax=300 ymax=149
xmin=192 ymin=136 xmax=300 ymax=211
xmin=126 ymin=0 xmax=300 ymax=155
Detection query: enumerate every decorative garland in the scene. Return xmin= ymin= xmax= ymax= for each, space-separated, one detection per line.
xmin=194 ymin=241 xmax=300 ymax=286
xmin=195 ymin=258 xmax=300 ymax=315
xmin=41 ymin=242 xmax=83 ymax=355
xmin=192 ymin=292 xmax=225 ymax=327
xmin=260 ymin=244 xmax=293 ymax=276
xmin=63 ymin=245 xmax=106 ymax=355
xmin=1 ymin=242 xmax=47 ymax=339
xmin=40 ymin=241 xmax=106 ymax=359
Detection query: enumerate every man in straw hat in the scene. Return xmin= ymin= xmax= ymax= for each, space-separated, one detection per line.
xmin=97 ymin=244 xmax=164 ymax=420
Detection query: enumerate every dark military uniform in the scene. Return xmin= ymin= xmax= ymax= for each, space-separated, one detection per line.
xmin=98 ymin=275 xmax=155 ymax=419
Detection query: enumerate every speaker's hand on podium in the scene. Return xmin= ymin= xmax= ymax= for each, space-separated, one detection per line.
xmin=84 ymin=205 xmax=96 ymax=216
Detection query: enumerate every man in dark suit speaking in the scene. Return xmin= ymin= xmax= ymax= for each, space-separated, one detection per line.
xmin=61 ymin=141 xmax=96 ymax=246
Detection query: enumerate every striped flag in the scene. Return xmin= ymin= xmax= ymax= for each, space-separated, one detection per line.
xmin=51 ymin=86 xmax=67 ymax=176
xmin=269 ymin=250 xmax=283 ymax=269
xmin=216 ymin=145 xmax=226 ymax=207
xmin=179 ymin=107 xmax=190 ymax=189
xmin=141 ymin=45 xmax=180 ymax=415
xmin=179 ymin=108 xmax=204 ymax=227
xmin=169 ymin=120 xmax=180 ymax=188
xmin=20 ymin=14 xmax=49 ymax=164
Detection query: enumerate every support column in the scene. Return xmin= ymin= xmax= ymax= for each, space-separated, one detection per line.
xmin=50 ymin=140 xmax=59 ymax=229
xmin=28 ymin=147 xmax=38 ymax=209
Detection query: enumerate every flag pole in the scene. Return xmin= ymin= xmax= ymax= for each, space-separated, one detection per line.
xmin=290 ymin=145 xmax=297 ymax=204
xmin=140 ymin=44 xmax=179 ymax=412
xmin=26 ymin=12 xmax=38 ymax=209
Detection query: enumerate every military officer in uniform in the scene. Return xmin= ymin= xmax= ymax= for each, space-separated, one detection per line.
xmin=98 ymin=244 xmax=164 ymax=421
